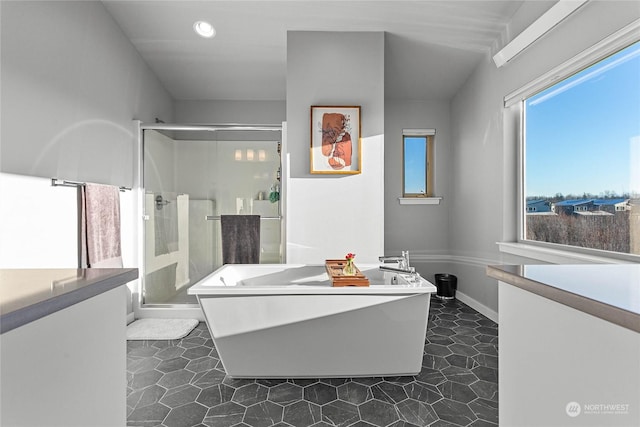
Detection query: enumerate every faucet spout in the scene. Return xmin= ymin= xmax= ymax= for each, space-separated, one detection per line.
xmin=379 ymin=265 xmax=413 ymax=274
xmin=378 ymin=250 xmax=410 ymax=270
xmin=378 ymin=256 xmax=406 ymax=263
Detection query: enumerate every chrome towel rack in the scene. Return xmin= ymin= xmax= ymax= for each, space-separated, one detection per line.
xmin=51 ymin=178 xmax=131 ymax=192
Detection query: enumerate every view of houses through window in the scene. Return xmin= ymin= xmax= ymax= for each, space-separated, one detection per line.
xmin=524 ymin=40 xmax=640 ymax=256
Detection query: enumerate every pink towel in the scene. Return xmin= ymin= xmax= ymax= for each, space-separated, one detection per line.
xmin=80 ymin=183 xmax=123 ymax=268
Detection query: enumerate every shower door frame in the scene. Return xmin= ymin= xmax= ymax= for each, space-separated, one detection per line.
xmin=135 ymin=122 xmax=286 ymax=319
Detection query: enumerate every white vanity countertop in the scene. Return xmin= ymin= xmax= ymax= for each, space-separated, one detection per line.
xmin=487 ymin=264 xmax=640 ymax=333
xmin=0 ymin=268 xmax=138 ymax=334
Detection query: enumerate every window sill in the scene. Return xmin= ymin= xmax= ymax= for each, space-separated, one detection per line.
xmin=398 ymin=197 xmax=442 ymax=205
xmin=497 ymin=242 xmax=638 ymax=264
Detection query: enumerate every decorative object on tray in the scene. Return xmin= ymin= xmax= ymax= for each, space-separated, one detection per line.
xmin=325 ymin=257 xmax=370 ymax=287
xmin=310 ymin=106 xmax=361 ymax=174
xmin=343 ymin=252 xmax=356 ymax=276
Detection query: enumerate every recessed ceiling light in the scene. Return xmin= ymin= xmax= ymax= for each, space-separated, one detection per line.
xmin=193 ymin=21 xmax=215 ymax=38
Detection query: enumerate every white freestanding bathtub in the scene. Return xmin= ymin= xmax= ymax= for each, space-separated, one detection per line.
xmin=188 ymin=264 xmax=437 ymax=378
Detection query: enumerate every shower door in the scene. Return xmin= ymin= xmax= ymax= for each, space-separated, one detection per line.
xmin=142 ymin=127 xmax=282 ymax=306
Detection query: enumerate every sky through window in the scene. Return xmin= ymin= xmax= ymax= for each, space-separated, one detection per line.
xmin=525 ymin=41 xmax=640 ymax=198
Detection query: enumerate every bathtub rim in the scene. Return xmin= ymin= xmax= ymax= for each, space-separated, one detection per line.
xmin=188 ymin=263 xmax=437 ymax=296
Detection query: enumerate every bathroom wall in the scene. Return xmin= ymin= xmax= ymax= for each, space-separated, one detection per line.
xmin=0 ymin=1 xmax=172 ymax=317
xmin=449 ymin=1 xmax=640 ymax=315
xmin=0 ymin=1 xmax=172 ymax=187
xmin=0 ymin=173 xmax=137 ymax=267
xmin=0 ymin=172 xmax=138 ymax=314
xmin=0 ymin=174 xmax=78 ymax=268
xmin=175 ymin=100 xmax=286 ymax=126
xmin=173 ymin=99 xmax=285 ymax=162
xmin=383 ymin=99 xmax=452 ymax=276
xmin=286 ymin=31 xmax=385 ymax=264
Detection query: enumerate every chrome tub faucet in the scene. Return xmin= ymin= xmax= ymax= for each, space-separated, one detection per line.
xmin=379 ymin=250 xmax=411 ymax=273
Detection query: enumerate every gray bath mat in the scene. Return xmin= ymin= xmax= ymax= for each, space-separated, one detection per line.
xmin=126 ymin=318 xmax=199 ymax=340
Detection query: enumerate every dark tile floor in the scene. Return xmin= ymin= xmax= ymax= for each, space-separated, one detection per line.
xmin=127 ymin=298 xmax=498 ymax=427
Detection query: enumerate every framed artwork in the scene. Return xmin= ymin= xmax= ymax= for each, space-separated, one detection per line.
xmin=310 ymin=106 xmax=361 ymax=174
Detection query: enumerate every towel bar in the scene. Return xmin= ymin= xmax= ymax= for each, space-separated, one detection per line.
xmin=51 ymin=178 xmax=131 ymax=192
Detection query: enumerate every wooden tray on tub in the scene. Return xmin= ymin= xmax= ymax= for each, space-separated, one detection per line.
xmin=325 ymin=259 xmax=370 ymax=287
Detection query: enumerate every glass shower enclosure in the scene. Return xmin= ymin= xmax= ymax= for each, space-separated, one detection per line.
xmin=141 ymin=124 xmax=283 ymax=306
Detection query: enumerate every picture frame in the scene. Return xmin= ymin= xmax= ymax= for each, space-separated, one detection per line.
xmin=310 ymin=106 xmax=361 ymax=174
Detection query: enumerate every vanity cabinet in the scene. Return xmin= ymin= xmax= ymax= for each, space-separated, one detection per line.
xmin=0 ymin=268 xmax=138 ymax=427
xmin=488 ymin=264 xmax=640 ymax=427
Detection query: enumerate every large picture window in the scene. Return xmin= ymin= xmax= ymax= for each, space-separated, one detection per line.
xmin=523 ymin=40 xmax=640 ymax=256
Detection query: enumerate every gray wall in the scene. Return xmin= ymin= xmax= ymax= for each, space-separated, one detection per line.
xmin=175 ymin=100 xmax=286 ymax=125
xmin=383 ymin=99 xmax=455 ymax=301
xmin=174 ymin=100 xmax=286 ymax=141
xmin=383 ymin=100 xmax=451 ymax=255
xmin=0 ymin=0 xmax=172 ymax=187
xmin=449 ymin=1 xmax=640 ymax=313
xmin=287 ymin=32 xmax=385 ymax=178
xmin=286 ymin=31 xmax=385 ymax=263
xmin=0 ymin=1 xmax=173 ymax=317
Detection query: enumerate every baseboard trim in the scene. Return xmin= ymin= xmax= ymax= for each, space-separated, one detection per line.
xmin=409 ymin=253 xmax=500 ymax=323
xmin=409 ymin=253 xmax=499 ymax=268
xmin=455 ymin=291 xmax=499 ymax=323
xmin=134 ymin=306 xmax=205 ymax=322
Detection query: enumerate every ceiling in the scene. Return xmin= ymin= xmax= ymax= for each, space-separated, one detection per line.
xmin=102 ymin=1 xmax=526 ymax=102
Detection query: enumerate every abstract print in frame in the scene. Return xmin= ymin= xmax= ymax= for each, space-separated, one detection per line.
xmin=310 ymin=106 xmax=361 ymax=174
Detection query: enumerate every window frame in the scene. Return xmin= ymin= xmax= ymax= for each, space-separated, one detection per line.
xmin=508 ymin=20 xmax=640 ymax=262
xmin=402 ymin=129 xmax=435 ymax=198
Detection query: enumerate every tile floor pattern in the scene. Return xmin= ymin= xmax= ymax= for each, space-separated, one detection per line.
xmin=127 ymin=298 xmax=498 ymax=427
